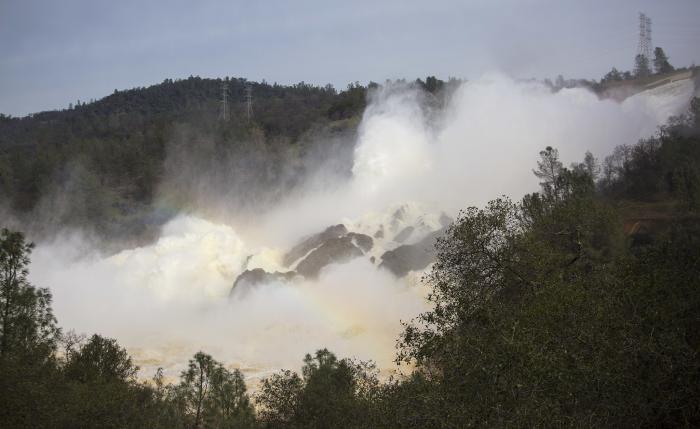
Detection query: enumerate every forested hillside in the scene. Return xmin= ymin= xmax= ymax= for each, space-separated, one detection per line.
xmin=0 ymin=76 xmax=375 ymax=242
xmin=1 ymin=76 xmax=461 ymax=244
xmin=1 ymin=95 xmax=699 ymax=427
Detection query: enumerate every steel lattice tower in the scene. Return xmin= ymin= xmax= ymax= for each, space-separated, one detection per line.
xmin=637 ymin=13 xmax=652 ymax=61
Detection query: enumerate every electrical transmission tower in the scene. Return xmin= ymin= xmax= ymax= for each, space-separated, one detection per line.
xmin=637 ymin=12 xmax=652 ymax=61
xmin=245 ymin=84 xmax=253 ymax=121
xmin=219 ymin=81 xmax=229 ymax=122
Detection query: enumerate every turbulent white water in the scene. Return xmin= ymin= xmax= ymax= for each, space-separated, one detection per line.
xmin=28 ymin=74 xmax=696 ymax=382
xmin=30 ymin=213 xmax=431 ymax=381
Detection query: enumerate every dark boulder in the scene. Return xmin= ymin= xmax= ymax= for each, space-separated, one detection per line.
xmin=283 ymin=224 xmax=348 ymax=267
xmin=347 ymin=232 xmax=373 ymax=252
xmin=296 ymin=233 xmax=373 ymax=278
xmin=230 ymin=268 xmax=296 ymax=297
xmin=379 ymin=229 xmax=444 ymax=277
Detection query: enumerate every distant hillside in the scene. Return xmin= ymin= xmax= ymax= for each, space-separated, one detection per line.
xmin=0 ymin=75 xmax=451 ymax=245
xmin=0 ymin=77 xmax=364 ymax=141
xmin=597 ymin=67 xmax=700 ymax=101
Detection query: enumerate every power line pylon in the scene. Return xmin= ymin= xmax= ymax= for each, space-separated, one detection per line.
xmin=637 ymin=13 xmax=652 ymax=61
xmin=645 ymin=15 xmax=652 ymax=57
xmin=219 ymin=81 xmax=229 ymax=122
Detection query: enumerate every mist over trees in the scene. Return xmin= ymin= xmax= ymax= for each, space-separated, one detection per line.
xmin=654 ymin=47 xmax=675 ymax=74
xmin=0 ymin=228 xmax=58 ymax=363
xmin=0 ymin=76 xmax=458 ymax=249
xmin=0 ymin=50 xmax=699 ymax=426
xmin=0 ymin=61 xmax=688 ymax=247
xmin=596 ymin=44 xmax=678 ymax=86
xmin=634 ymin=54 xmax=652 ymax=78
xmin=1 ymin=95 xmax=699 ymax=427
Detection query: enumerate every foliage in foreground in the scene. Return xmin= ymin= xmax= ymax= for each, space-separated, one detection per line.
xmin=395 ymin=151 xmax=700 ymax=427
xmin=248 ymin=100 xmax=700 ymax=428
xmin=1 ymin=99 xmax=699 ymax=428
xmin=0 ymin=229 xmax=255 ymax=428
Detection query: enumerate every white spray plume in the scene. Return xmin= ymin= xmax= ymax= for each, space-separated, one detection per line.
xmin=28 ymin=74 xmax=695 ymax=381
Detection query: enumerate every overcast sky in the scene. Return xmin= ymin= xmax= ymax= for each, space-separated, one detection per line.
xmin=1 ymin=0 xmax=698 ymax=116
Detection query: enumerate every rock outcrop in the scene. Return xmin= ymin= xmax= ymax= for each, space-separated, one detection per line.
xmin=230 ymin=268 xmax=296 ymax=297
xmin=296 ymin=237 xmax=362 ymax=278
xmin=347 ymin=232 xmax=373 ymax=252
xmin=283 ymin=224 xmax=348 ymax=267
xmin=297 ymin=232 xmax=374 ymax=278
xmin=295 ymin=232 xmax=374 ymax=279
xmin=231 ymin=225 xmax=376 ymax=296
xmin=379 ymin=229 xmax=444 ymax=277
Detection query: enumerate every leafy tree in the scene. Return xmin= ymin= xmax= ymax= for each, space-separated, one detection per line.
xmin=423 ymin=76 xmax=444 ymax=93
xmin=296 ymin=349 xmax=364 ymax=427
xmin=601 ymin=67 xmax=623 ymax=83
xmin=394 ymin=137 xmax=700 ymax=426
xmin=0 ymin=240 xmax=165 ymax=429
xmin=64 ymin=334 xmax=138 ymax=383
xmin=653 ymin=47 xmax=674 ymax=74
xmin=61 ymin=334 xmax=161 ymax=429
xmin=581 ymin=150 xmax=600 ymax=180
xmin=602 ymin=97 xmax=700 ymax=204
xmin=256 ymin=348 xmax=378 ymax=429
xmin=177 ymin=351 xmax=255 ymax=429
xmin=533 ymin=146 xmax=563 ymax=200
xmin=256 ymin=369 xmax=304 ymax=428
xmin=327 ymin=82 xmax=367 ymax=120
xmin=181 ymin=352 xmax=217 ymax=428
xmin=205 ymin=363 xmax=255 ymax=428
xmin=0 ymin=229 xmax=58 ymax=362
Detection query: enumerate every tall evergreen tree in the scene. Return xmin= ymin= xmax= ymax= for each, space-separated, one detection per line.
xmin=0 ymin=229 xmax=58 ymax=362
xmin=653 ymin=47 xmax=674 ymax=74
xmin=177 ymin=351 xmax=255 ymax=429
xmin=634 ymin=54 xmax=651 ymax=78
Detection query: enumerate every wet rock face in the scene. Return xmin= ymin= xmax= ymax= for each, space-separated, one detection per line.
xmin=373 ymin=227 xmax=384 ymax=239
xmin=295 ymin=233 xmax=373 ymax=279
xmin=230 ymin=268 xmax=296 ymax=297
xmin=393 ymin=226 xmax=415 ymax=243
xmin=232 ymin=226 xmax=375 ymax=296
xmin=379 ymin=229 xmax=444 ymax=277
xmin=230 ymin=212 xmax=450 ymax=297
xmin=283 ymin=224 xmax=348 ymax=267
xmin=347 ymin=232 xmax=373 ymax=252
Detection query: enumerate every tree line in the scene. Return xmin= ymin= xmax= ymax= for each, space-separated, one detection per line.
xmin=1 ymin=98 xmax=699 ymax=427
xmin=601 ymin=45 xmax=676 ymax=85
xmin=0 ymin=76 xmax=456 ymax=247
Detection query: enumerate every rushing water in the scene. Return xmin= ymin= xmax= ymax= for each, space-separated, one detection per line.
xmin=29 ymin=74 xmax=696 ymax=383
